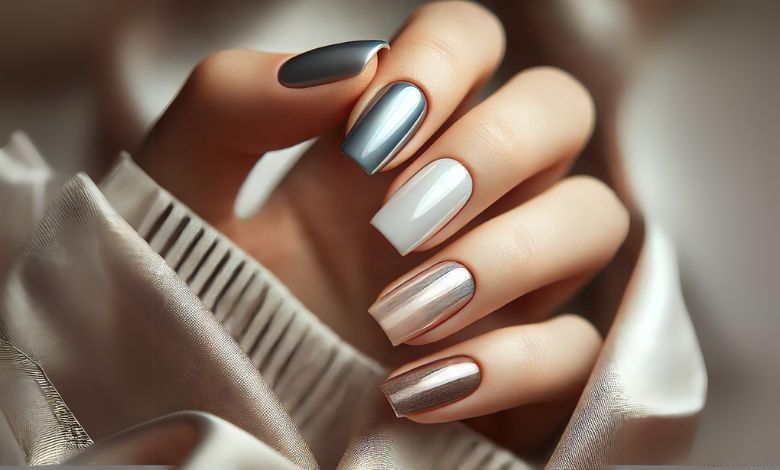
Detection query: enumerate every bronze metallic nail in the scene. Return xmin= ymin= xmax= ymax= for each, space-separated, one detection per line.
xmin=368 ymin=261 xmax=474 ymax=345
xmin=380 ymin=356 xmax=481 ymax=417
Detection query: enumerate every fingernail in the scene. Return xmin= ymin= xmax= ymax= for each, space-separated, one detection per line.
xmin=371 ymin=158 xmax=472 ymax=255
xmin=278 ymin=40 xmax=388 ymax=88
xmin=381 ymin=356 xmax=481 ymax=417
xmin=369 ymin=261 xmax=474 ymax=346
xmin=341 ymin=81 xmax=427 ymax=175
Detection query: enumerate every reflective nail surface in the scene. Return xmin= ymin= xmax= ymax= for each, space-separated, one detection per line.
xmin=371 ymin=158 xmax=472 ymax=255
xmin=341 ymin=81 xmax=427 ymax=175
xmin=278 ymin=40 xmax=388 ymax=88
xmin=381 ymin=356 xmax=481 ymax=417
xmin=369 ymin=261 xmax=474 ymax=345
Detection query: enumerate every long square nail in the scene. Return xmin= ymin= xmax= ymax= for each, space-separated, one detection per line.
xmin=341 ymin=81 xmax=427 ymax=175
xmin=371 ymin=158 xmax=472 ymax=255
xmin=278 ymin=40 xmax=388 ymax=88
xmin=369 ymin=261 xmax=474 ymax=345
xmin=380 ymin=356 xmax=481 ymax=417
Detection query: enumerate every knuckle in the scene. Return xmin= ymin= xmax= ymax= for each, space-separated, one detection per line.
xmin=562 ymin=175 xmax=612 ymax=201
xmin=556 ymin=314 xmax=602 ymax=343
xmin=496 ymin=216 xmax=546 ymax=268
xmin=513 ymin=66 xmax=584 ymax=91
xmin=472 ymin=111 xmax=527 ymax=168
xmin=187 ymin=50 xmax=243 ymax=99
xmin=561 ymin=176 xmax=630 ymax=241
xmin=487 ymin=68 xmax=594 ymax=170
xmin=192 ymin=50 xmax=233 ymax=83
xmin=412 ymin=32 xmax=461 ymax=78
xmin=420 ymin=1 xmax=502 ymax=29
xmin=443 ymin=1 xmax=505 ymax=41
xmin=414 ymin=1 xmax=505 ymax=61
xmin=508 ymin=325 xmax=552 ymax=371
xmin=510 ymin=66 xmax=595 ymax=123
xmin=569 ymin=175 xmax=622 ymax=208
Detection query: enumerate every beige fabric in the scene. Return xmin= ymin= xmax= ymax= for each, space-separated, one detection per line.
xmin=68 ymin=411 xmax=299 ymax=469
xmin=0 ymin=340 xmax=92 ymax=465
xmin=0 ymin=138 xmax=706 ymax=468
xmin=549 ymin=226 xmax=706 ymax=467
xmin=0 ymin=174 xmax=315 ymax=468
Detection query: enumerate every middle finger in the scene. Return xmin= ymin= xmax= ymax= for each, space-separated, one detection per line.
xmin=371 ymin=67 xmax=595 ymax=256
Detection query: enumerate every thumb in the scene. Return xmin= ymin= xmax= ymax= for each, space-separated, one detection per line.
xmin=135 ymin=42 xmax=385 ymax=221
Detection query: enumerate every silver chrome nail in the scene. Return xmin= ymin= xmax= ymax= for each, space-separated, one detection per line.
xmin=278 ymin=40 xmax=388 ymax=88
xmin=380 ymin=356 xmax=481 ymax=417
xmin=369 ymin=261 xmax=474 ymax=346
xmin=371 ymin=158 xmax=472 ymax=255
xmin=341 ymin=81 xmax=427 ymax=175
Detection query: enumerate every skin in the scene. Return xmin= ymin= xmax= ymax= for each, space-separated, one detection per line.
xmin=135 ymin=1 xmax=629 ymax=451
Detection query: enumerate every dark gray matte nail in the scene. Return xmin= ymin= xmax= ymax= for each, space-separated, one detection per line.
xmin=341 ymin=81 xmax=427 ymax=175
xmin=278 ymin=40 xmax=388 ymax=88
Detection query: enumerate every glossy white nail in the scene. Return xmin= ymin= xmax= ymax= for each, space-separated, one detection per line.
xmin=371 ymin=159 xmax=472 ymax=255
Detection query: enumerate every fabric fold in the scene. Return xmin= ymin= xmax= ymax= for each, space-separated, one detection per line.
xmin=0 ymin=173 xmax=315 ymax=468
xmin=0 ymin=340 xmax=92 ymax=465
xmin=548 ymin=225 xmax=707 ymax=467
xmin=67 ymin=411 xmax=299 ymax=469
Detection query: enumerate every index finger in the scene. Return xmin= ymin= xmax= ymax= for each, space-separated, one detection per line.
xmin=341 ymin=1 xmax=505 ymax=175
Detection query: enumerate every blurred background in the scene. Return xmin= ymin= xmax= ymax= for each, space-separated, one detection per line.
xmin=0 ymin=0 xmax=777 ymax=464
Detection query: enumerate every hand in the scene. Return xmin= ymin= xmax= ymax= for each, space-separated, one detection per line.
xmin=136 ymin=1 xmax=628 ymax=452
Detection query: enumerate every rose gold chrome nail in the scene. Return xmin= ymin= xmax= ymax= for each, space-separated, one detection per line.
xmin=368 ymin=261 xmax=474 ymax=345
xmin=380 ymin=355 xmax=481 ymax=417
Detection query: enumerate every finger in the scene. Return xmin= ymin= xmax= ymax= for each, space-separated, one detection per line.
xmin=136 ymin=42 xmax=384 ymax=221
xmin=368 ymin=176 xmax=628 ymax=346
xmin=380 ymin=315 xmax=601 ymax=422
xmin=370 ymin=67 xmax=594 ymax=255
xmin=341 ymin=1 xmax=505 ymax=175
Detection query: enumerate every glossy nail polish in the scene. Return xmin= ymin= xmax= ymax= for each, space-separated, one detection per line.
xmin=278 ymin=40 xmax=388 ymax=88
xmin=381 ymin=356 xmax=481 ymax=417
xmin=371 ymin=158 xmax=472 ymax=255
xmin=369 ymin=261 xmax=474 ymax=345
xmin=341 ymin=81 xmax=427 ymax=175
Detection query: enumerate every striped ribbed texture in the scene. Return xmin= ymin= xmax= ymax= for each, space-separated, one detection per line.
xmin=0 ymin=340 xmax=93 ymax=464
xmin=100 ymin=154 xmax=524 ymax=469
xmin=106 ymin=172 xmax=381 ymax=466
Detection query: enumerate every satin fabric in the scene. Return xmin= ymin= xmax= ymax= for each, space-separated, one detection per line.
xmin=0 ymin=134 xmax=706 ymax=468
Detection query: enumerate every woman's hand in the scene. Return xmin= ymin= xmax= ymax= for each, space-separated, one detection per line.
xmin=136 ymin=1 xmax=628 ymax=451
